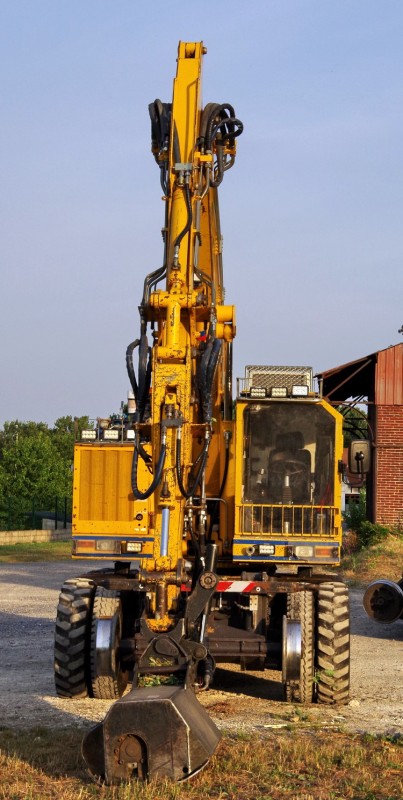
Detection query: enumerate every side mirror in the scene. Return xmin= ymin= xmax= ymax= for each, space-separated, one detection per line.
xmin=348 ymin=440 xmax=371 ymax=474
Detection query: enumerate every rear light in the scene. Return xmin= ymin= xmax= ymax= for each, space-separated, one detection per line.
xmin=72 ymin=539 xmax=94 ymax=554
xmin=315 ymin=546 xmax=339 ymax=558
xmin=95 ymin=539 xmax=122 ymax=554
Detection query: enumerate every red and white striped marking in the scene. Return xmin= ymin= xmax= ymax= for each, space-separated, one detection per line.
xmin=181 ymin=580 xmax=259 ymax=593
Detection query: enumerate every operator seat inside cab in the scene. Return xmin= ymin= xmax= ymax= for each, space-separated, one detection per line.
xmin=268 ymin=431 xmax=311 ymax=504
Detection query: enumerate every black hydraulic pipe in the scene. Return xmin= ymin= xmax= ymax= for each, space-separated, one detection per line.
xmin=137 ymin=334 xmax=151 ymax=423
xmin=207 ymin=434 xmax=230 ymax=538
xmin=131 ymin=439 xmax=166 ymax=501
xmin=173 ymin=183 xmax=192 ymax=253
xmin=176 ymin=433 xmax=209 ymax=499
xmin=201 ymin=339 xmax=222 ymax=423
xmin=125 ymin=339 xmax=139 ymax=401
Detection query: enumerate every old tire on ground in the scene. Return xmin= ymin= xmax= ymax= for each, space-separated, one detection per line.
xmin=284 ymin=590 xmax=314 ymax=704
xmin=316 ymin=581 xmax=350 ymax=705
xmin=54 ymin=577 xmax=95 ymax=698
xmin=90 ymin=587 xmax=128 ymax=699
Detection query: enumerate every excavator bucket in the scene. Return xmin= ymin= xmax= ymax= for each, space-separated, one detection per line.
xmin=82 ymin=685 xmax=221 ymax=783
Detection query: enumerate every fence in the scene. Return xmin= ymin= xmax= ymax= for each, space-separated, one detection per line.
xmin=0 ymin=496 xmax=72 ymax=532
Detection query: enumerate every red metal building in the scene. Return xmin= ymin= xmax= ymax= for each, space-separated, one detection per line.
xmin=317 ymin=343 xmax=403 ymax=526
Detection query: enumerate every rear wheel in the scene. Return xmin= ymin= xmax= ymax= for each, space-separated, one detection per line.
xmin=54 ymin=578 xmax=95 ymax=698
xmin=284 ymin=590 xmax=314 ymax=704
xmin=316 ymin=581 xmax=350 ymax=705
xmin=90 ymin=587 xmax=128 ymax=699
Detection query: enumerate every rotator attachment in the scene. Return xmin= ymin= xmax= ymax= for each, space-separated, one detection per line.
xmin=82 ymin=684 xmax=221 ymax=783
xmin=363 ymin=578 xmax=403 ymax=624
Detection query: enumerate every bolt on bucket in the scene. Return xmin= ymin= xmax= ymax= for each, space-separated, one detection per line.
xmin=82 ymin=684 xmax=221 ymax=783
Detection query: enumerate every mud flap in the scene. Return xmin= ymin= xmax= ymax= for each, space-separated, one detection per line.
xmin=82 ymin=684 xmax=221 ymax=783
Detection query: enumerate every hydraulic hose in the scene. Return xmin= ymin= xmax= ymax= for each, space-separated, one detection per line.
xmin=176 ymin=432 xmax=210 ymax=499
xmin=207 ymin=433 xmax=230 ymax=538
xmin=198 ymin=338 xmax=222 ymax=424
xmin=125 ymin=339 xmax=139 ymax=401
xmin=199 ymin=103 xmax=243 ymax=188
xmin=137 ymin=334 xmax=151 ymax=422
xmin=131 ymin=434 xmax=167 ymax=500
xmin=125 ymin=338 xmax=152 ymax=464
xmin=173 ymin=183 xmax=192 ymax=255
xmin=142 ymin=265 xmax=166 ymax=306
xmin=149 ymin=99 xmax=172 ymax=195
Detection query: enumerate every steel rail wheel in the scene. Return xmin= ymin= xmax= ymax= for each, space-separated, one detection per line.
xmin=284 ymin=589 xmax=314 ymax=704
xmin=54 ymin=577 xmax=95 ymax=698
xmin=90 ymin=587 xmax=128 ymax=699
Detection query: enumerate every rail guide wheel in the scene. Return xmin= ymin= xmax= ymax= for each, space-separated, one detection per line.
xmin=283 ymin=589 xmax=315 ymax=704
xmin=90 ymin=586 xmax=128 ymax=699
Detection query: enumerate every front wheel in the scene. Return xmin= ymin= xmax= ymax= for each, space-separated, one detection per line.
xmin=54 ymin=577 xmax=95 ymax=698
xmin=315 ymin=581 xmax=350 ymax=705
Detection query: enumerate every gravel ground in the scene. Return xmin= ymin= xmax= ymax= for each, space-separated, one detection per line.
xmin=0 ymin=561 xmax=402 ymax=736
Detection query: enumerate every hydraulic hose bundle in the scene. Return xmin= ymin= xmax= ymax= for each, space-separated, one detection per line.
xmin=129 ymin=93 xmax=243 ymax=504
xmin=199 ymin=103 xmax=243 ymax=187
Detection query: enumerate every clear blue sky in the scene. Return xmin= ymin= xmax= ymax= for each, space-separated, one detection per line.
xmin=1 ymin=1 xmax=402 ymax=425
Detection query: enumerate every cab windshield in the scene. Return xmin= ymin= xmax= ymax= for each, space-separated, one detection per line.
xmin=242 ymin=402 xmax=335 ymax=506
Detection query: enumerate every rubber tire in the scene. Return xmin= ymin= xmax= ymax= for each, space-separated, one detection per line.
xmin=284 ymin=590 xmax=314 ymax=704
xmin=54 ymin=577 xmax=95 ymax=698
xmin=316 ymin=581 xmax=350 ymax=705
xmin=90 ymin=587 xmax=128 ymax=699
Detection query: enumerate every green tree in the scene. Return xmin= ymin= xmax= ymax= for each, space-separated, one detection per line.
xmin=51 ymin=415 xmax=90 ymax=464
xmin=0 ymin=432 xmax=71 ymax=501
xmin=0 ymin=420 xmax=49 ymax=452
xmin=0 ymin=416 xmax=90 ymax=530
xmin=0 ymin=431 xmax=71 ymax=529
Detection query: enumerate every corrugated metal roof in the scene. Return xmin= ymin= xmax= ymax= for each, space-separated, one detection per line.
xmin=317 ymin=343 xmax=403 ymax=405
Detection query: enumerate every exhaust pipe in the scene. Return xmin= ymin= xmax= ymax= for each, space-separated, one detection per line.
xmin=82 ymin=684 xmax=220 ymax=783
xmin=363 ymin=578 xmax=403 ymax=624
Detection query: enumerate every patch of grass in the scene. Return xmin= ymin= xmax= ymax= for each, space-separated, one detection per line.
xmin=0 ymin=726 xmax=402 ymax=800
xmin=0 ymin=540 xmax=72 ymax=562
xmin=341 ymin=532 xmax=403 ymax=586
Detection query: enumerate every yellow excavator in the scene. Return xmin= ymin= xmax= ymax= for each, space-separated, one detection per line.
xmin=55 ymin=42 xmax=350 ymax=783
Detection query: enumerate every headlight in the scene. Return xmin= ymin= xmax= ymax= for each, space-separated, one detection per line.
xmin=81 ymin=430 xmax=96 ymax=440
xmin=259 ymin=544 xmax=275 ymax=555
xmin=103 ymin=429 xmax=119 ymax=441
xmin=294 ymin=545 xmax=314 ymax=558
xmin=291 ymin=385 xmax=309 ymax=397
xmin=126 ymin=541 xmax=142 ymax=553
